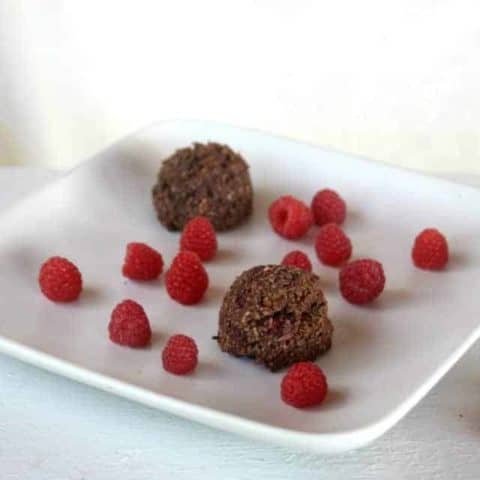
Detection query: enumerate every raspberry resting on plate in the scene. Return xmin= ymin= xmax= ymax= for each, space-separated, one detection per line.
xmin=339 ymin=259 xmax=385 ymax=305
xmin=109 ymin=299 xmax=152 ymax=348
xmin=162 ymin=334 xmax=198 ymax=375
xmin=122 ymin=242 xmax=163 ymax=281
xmin=311 ymin=188 xmax=346 ymax=226
xmin=268 ymin=195 xmax=312 ymax=240
xmin=180 ymin=216 xmax=218 ymax=261
xmin=315 ymin=223 xmax=352 ymax=266
xmin=281 ymin=362 xmax=328 ymax=408
xmin=281 ymin=250 xmax=312 ymax=272
xmin=165 ymin=251 xmax=209 ymax=305
xmin=38 ymin=256 xmax=82 ymax=302
xmin=412 ymin=228 xmax=449 ymax=270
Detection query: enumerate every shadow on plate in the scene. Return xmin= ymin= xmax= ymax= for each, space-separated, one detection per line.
xmin=319 ymin=387 xmax=349 ymax=412
xmin=323 ymin=316 xmax=377 ymax=372
xmin=367 ymin=288 xmax=414 ymax=311
xmin=195 ymin=360 xmax=221 ymax=380
xmin=204 ymin=285 xmax=226 ymax=305
xmin=77 ymin=285 xmax=105 ymax=306
xmin=447 ymin=251 xmax=470 ymax=272
xmin=214 ymin=247 xmax=240 ymax=263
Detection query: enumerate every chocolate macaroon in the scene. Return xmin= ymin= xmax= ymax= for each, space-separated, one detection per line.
xmin=217 ymin=265 xmax=333 ymax=371
xmin=152 ymin=142 xmax=253 ymax=231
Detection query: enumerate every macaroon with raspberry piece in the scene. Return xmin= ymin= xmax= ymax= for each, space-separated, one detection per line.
xmin=217 ymin=265 xmax=333 ymax=371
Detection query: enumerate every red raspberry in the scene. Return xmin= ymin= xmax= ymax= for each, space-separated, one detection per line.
xmin=315 ymin=223 xmax=352 ymax=266
xmin=165 ymin=251 xmax=209 ymax=305
xmin=268 ymin=195 xmax=312 ymax=240
xmin=311 ymin=189 xmax=346 ymax=226
xmin=180 ymin=216 xmax=217 ymax=261
xmin=38 ymin=256 xmax=82 ymax=302
xmin=339 ymin=259 xmax=385 ymax=305
xmin=162 ymin=334 xmax=198 ymax=375
xmin=281 ymin=362 xmax=328 ymax=408
xmin=412 ymin=228 xmax=449 ymax=270
xmin=122 ymin=242 xmax=163 ymax=281
xmin=281 ymin=250 xmax=312 ymax=272
xmin=109 ymin=299 xmax=152 ymax=347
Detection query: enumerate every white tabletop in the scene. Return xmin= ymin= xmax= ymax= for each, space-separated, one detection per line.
xmin=0 ymin=166 xmax=479 ymax=479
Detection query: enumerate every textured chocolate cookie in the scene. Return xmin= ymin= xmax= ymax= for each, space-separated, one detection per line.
xmin=152 ymin=142 xmax=253 ymax=231
xmin=217 ymin=265 xmax=333 ymax=371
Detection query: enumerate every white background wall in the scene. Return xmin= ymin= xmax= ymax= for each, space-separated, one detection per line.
xmin=1 ymin=0 xmax=480 ymax=172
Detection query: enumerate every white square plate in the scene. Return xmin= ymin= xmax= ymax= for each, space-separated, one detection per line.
xmin=1 ymin=121 xmax=479 ymax=453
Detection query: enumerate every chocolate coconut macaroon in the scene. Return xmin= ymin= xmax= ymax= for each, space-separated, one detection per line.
xmin=152 ymin=142 xmax=253 ymax=231
xmin=217 ymin=265 xmax=333 ymax=371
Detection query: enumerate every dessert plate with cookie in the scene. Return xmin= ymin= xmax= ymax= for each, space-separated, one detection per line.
xmin=0 ymin=120 xmax=479 ymax=453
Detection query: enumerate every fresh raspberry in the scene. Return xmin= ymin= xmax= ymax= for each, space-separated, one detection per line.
xmin=412 ymin=228 xmax=449 ymax=270
xmin=281 ymin=362 xmax=328 ymax=408
xmin=311 ymin=189 xmax=346 ymax=226
xmin=165 ymin=251 xmax=209 ymax=305
xmin=281 ymin=250 xmax=312 ymax=272
xmin=122 ymin=242 xmax=163 ymax=281
xmin=339 ymin=259 xmax=385 ymax=305
xmin=38 ymin=256 xmax=82 ymax=302
xmin=268 ymin=195 xmax=312 ymax=240
xmin=162 ymin=334 xmax=198 ymax=375
xmin=108 ymin=299 xmax=152 ymax=347
xmin=180 ymin=216 xmax=217 ymax=261
xmin=315 ymin=223 xmax=352 ymax=266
